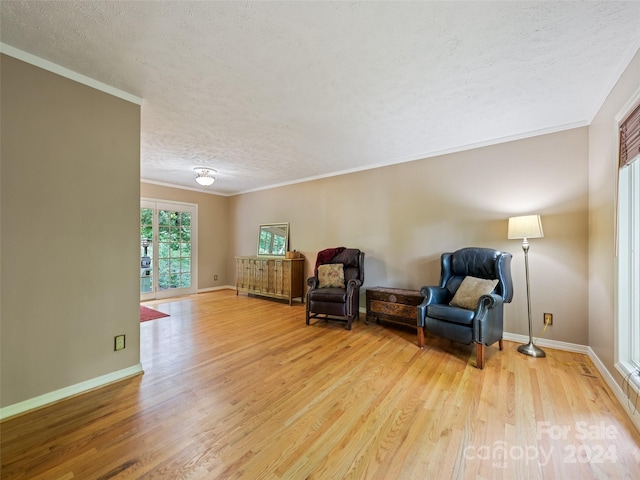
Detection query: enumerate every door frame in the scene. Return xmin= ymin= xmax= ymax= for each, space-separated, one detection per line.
xmin=141 ymin=197 xmax=198 ymax=300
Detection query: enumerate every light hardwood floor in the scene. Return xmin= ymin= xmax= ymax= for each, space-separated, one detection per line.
xmin=2 ymin=290 xmax=640 ymax=479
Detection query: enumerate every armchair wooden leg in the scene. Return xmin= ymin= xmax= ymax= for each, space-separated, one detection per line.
xmin=476 ymin=343 xmax=485 ymax=370
xmin=417 ymin=327 xmax=425 ymax=348
xmin=347 ymin=316 xmax=353 ymax=330
xmin=499 ymin=339 xmax=503 ymax=351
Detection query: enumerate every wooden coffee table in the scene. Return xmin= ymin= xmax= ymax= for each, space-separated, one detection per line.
xmin=366 ymin=287 xmax=425 ymax=347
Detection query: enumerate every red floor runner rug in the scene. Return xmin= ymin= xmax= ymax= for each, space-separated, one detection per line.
xmin=140 ymin=305 xmax=170 ymax=322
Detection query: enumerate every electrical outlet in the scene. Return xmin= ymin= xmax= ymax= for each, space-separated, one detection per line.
xmin=114 ymin=335 xmax=126 ymax=351
xmin=214 ymin=274 xmax=218 ymax=281
xmin=544 ymin=313 xmax=553 ymax=326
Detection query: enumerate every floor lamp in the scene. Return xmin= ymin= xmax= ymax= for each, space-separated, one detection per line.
xmin=508 ymin=214 xmax=545 ymax=358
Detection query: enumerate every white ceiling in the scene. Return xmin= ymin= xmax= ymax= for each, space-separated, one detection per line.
xmin=2 ymin=1 xmax=639 ymax=196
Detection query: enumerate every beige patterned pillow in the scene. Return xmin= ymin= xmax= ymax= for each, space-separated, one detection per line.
xmin=449 ymin=276 xmax=499 ymax=310
xmin=318 ymin=264 xmax=345 ymax=288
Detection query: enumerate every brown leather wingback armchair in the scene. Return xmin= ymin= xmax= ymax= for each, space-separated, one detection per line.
xmin=306 ymin=248 xmax=365 ymax=330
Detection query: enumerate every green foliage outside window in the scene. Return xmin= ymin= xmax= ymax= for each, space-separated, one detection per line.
xmin=141 ymin=208 xmax=193 ymax=291
xmin=258 ymin=231 xmax=286 ymax=255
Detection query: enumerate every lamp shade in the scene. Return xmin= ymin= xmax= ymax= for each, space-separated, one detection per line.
xmin=508 ymin=215 xmax=544 ymax=239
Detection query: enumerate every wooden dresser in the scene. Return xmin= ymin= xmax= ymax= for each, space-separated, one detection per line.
xmin=235 ymin=256 xmax=305 ymax=305
xmin=366 ymin=287 xmax=425 ymax=347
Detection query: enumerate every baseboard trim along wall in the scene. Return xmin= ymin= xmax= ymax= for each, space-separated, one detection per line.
xmin=357 ymin=307 xmax=591 ymax=354
xmin=198 ymin=285 xmax=236 ymax=293
xmin=501 ymin=332 xmax=589 ymax=354
xmin=587 ymin=348 xmax=640 ymax=433
xmin=473 ymin=333 xmax=640 ymax=433
xmin=0 ymin=363 xmax=144 ymax=421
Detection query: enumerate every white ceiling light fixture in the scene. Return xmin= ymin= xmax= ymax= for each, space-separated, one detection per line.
xmin=194 ymin=167 xmax=216 ymax=187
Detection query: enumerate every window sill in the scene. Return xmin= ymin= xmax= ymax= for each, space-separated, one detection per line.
xmin=615 ymin=361 xmax=640 ymax=396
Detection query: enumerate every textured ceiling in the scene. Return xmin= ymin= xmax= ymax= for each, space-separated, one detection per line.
xmin=2 ymin=1 xmax=640 ymax=195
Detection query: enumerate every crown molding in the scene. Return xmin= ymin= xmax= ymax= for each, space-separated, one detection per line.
xmin=0 ymin=43 xmax=142 ymax=105
xmin=235 ymin=121 xmax=588 ymax=195
xmin=141 ymin=178 xmax=229 ymax=197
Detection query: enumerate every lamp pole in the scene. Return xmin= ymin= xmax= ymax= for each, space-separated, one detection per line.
xmin=517 ymin=237 xmax=545 ymax=357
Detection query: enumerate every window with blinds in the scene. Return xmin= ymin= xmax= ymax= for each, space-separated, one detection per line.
xmin=620 ymin=103 xmax=640 ymax=168
xmin=617 ymin=100 xmax=640 ymax=380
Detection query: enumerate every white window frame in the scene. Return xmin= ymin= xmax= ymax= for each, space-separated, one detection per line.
xmin=615 ymin=88 xmax=640 ymax=388
xmin=617 ymin=159 xmax=640 ymax=368
xmin=140 ymin=198 xmax=198 ymax=300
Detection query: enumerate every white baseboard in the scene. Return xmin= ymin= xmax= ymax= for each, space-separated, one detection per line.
xmin=198 ymin=285 xmax=236 ymax=293
xmin=357 ymin=313 xmax=591 ymax=355
xmin=481 ymin=333 xmax=640 ymax=433
xmin=0 ymin=363 xmax=144 ymax=421
xmin=502 ymin=332 xmax=589 ymax=354
xmin=587 ymin=348 xmax=640 ymax=433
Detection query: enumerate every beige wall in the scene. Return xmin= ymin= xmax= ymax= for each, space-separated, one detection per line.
xmin=4 ymin=43 xmax=633 ymax=415
xmin=140 ymin=183 xmax=230 ymax=290
xmin=229 ymin=127 xmax=590 ymax=345
xmin=588 ymin=51 xmax=640 ymax=382
xmin=1 ymin=55 xmax=141 ymax=407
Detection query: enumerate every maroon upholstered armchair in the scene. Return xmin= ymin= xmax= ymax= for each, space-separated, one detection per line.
xmin=306 ymin=248 xmax=365 ymax=330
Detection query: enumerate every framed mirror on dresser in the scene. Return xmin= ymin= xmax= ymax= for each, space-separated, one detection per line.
xmin=257 ymin=223 xmax=289 ymax=256
xmin=236 ymin=222 xmax=304 ymax=305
